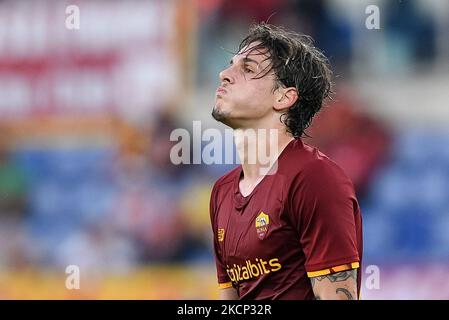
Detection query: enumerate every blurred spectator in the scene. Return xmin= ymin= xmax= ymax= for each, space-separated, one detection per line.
xmin=0 ymin=139 xmax=28 ymax=220
xmin=281 ymin=0 xmax=353 ymax=69
xmin=109 ymin=112 xmax=198 ymax=263
xmin=385 ymin=0 xmax=437 ymax=67
xmin=0 ymin=128 xmax=31 ymax=270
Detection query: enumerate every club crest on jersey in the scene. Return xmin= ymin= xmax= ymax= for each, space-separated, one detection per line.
xmin=255 ymin=212 xmax=269 ymax=240
xmin=218 ymin=228 xmax=225 ymax=242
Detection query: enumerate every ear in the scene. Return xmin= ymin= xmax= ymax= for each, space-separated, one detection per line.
xmin=273 ymin=87 xmax=298 ymax=112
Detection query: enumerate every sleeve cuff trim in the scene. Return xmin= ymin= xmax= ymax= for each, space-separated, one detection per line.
xmin=307 ymin=262 xmax=359 ymax=278
xmin=218 ymin=282 xmax=233 ymax=289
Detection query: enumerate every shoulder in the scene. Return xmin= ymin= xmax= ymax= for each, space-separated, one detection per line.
xmin=302 ymin=152 xmax=351 ymax=184
xmin=209 ymin=166 xmax=241 ymax=222
xmin=212 ymin=165 xmax=240 ymax=191
xmin=283 ymin=141 xmax=355 ymax=196
xmin=280 ymin=140 xmax=342 ymax=173
xmin=210 ymin=165 xmax=240 ymax=201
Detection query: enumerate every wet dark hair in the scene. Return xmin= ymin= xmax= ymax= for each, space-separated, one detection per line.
xmin=238 ymin=23 xmax=333 ymax=138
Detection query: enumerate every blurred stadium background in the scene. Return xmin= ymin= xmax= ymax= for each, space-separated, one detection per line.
xmin=0 ymin=0 xmax=448 ymax=299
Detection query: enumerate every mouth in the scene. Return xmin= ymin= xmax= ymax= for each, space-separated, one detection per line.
xmin=216 ymin=87 xmax=227 ymax=95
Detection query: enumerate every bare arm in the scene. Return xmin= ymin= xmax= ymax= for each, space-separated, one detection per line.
xmin=219 ymin=287 xmax=239 ymax=300
xmin=310 ymin=269 xmax=358 ymax=300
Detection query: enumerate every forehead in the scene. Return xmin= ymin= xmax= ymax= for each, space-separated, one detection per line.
xmin=234 ymin=42 xmax=271 ymax=65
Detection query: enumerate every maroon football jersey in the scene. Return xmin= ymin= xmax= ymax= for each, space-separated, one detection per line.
xmin=210 ymin=139 xmax=363 ymax=300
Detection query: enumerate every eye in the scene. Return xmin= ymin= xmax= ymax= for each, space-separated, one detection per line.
xmin=243 ymin=65 xmax=253 ymax=73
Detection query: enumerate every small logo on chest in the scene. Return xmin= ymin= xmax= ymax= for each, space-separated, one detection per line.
xmin=255 ymin=211 xmax=269 ymax=240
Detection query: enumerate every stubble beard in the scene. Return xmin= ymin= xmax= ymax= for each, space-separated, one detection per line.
xmin=211 ymin=106 xmax=225 ymax=122
xmin=211 ymin=104 xmax=233 ymax=127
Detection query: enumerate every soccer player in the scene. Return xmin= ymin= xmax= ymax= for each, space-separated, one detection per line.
xmin=210 ymin=23 xmax=363 ymax=300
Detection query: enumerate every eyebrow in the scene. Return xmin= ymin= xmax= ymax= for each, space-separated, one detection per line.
xmin=229 ymin=57 xmax=260 ymax=66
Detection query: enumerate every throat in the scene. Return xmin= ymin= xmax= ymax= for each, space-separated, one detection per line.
xmin=238 ymin=173 xmax=265 ymax=197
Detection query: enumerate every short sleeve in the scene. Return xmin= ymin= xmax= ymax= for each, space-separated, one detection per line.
xmin=210 ymin=184 xmax=232 ymax=288
xmin=289 ymin=159 xmax=360 ymax=277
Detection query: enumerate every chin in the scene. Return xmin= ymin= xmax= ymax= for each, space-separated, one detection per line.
xmin=212 ymin=105 xmax=227 ymax=121
xmin=212 ymin=106 xmax=235 ymax=128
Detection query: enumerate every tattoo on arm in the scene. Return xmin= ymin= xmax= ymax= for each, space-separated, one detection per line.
xmin=311 ymin=269 xmax=357 ymax=285
xmin=310 ymin=269 xmax=357 ymax=300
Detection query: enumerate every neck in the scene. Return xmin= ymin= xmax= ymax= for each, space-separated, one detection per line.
xmin=234 ymin=127 xmax=294 ymax=183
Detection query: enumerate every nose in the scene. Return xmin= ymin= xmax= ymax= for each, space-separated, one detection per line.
xmin=219 ymin=66 xmax=234 ymax=85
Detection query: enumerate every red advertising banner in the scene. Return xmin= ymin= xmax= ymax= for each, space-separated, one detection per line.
xmin=0 ymin=0 xmax=189 ymax=121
